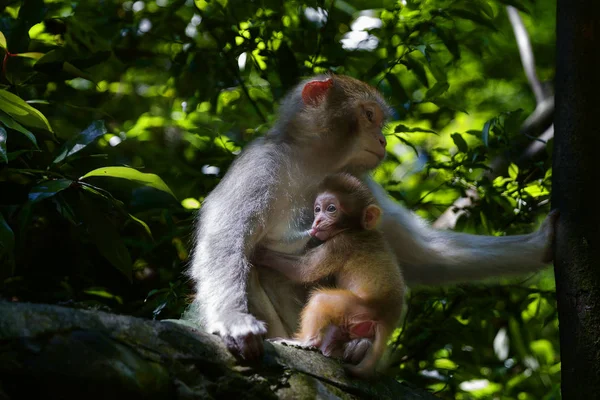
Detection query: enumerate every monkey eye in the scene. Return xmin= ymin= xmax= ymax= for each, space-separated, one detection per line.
xmin=314 ymin=206 xmax=321 ymax=213
xmin=365 ymin=109 xmax=374 ymax=122
xmin=326 ymin=204 xmax=337 ymax=213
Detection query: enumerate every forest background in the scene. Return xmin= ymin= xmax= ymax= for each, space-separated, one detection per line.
xmin=0 ymin=0 xmax=559 ymax=398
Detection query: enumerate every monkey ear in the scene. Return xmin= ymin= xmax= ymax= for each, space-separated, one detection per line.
xmin=301 ymin=78 xmax=334 ymax=106
xmin=362 ymin=205 xmax=382 ymax=230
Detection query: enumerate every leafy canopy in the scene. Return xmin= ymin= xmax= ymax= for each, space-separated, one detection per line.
xmin=0 ymin=0 xmax=557 ymax=398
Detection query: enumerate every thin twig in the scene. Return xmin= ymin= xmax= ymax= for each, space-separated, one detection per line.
xmin=310 ymin=0 xmax=336 ymax=68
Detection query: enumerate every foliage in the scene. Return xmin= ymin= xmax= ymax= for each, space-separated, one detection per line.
xmin=0 ymin=0 xmax=558 ymax=398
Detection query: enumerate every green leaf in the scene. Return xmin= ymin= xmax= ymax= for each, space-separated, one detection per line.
xmin=436 ymin=27 xmax=460 ymax=59
xmin=77 ymin=196 xmax=132 ymax=281
xmin=53 ymin=120 xmax=107 ymax=164
xmin=28 ymin=179 xmax=73 ymax=203
xmin=145 ymin=288 xmax=164 ymax=300
xmin=386 ymin=73 xmax=410 ymax=104
xmin=451 ymin=133 xmax=469 ymax=153
xmin=24 ymin=100 xmax=50 ymax=105
xmin=449 ymin=8 xmax=497 ymax=31
xmin=508 ymin=163 xmax=519 ymax=180
xmin=479 ymin=210 xmax=490 ymax=234
xmin=395 ymin=135 xmax=419 ymax=156
xmin=0 ymin=110 xmax=38 ymax=147
xmin=17 ymin=0 xmax=47 ymax=32
xmin=14 ymin=52 xmax=45 ymax=60
xmin=53 ymin=196 xmax=78 ymax=225
xmin=80 ymin=167 xmax=177 ymax=199
xmin=0 ymin=212 xmax=15 ymax=263
xmin=0 ymin=31 xmax=6 ymax=49
xmin=83 ymin=288 xmax=123 ymax=304
xmin=478 ymin=0 xmax=495 ymax=18
xmin=530 ymin=339 xmax=555 ymax=365
xmin=7 ymin=149 xmax=40 ymax=161
xmin=426 ymin=53 xmax=448 ymax=83
xmin=426 ymin=81 xmax=450 ymax=99
xmin=503 ymin=109 xmax=524 ymax=135
xmin=128 ymin=213 xmax=153 ymax=239
xmin=498 ymin=0 xmax=530 ymax=13
xmin=0 ymin=127 xmax=7 ymax=163
xmin=33 ymin=48 xmax=64 ymax=71
xmin=0 ymin=89 xmax=53 ymax=132
xmin=66 ymin=18 xmax=112 ymax=54
xmin=62 ymin=61 xmax=94 ymax=81
xmin=333 ymin=0 xmax=357 ymax=16
xmin=428 ymin=98 xmax=469 ymax=115
xmin=524 ymin=183 xmax=549 ymax=198
xmin=395 ymin=124 xmax=438 ymax=135
xmin=415 ymin=45 xmax=430 ymax=63
xmin=402 ymin=55 xmax=429 ymax=88
xmin=482 ymin=119 xmax=493 ymax=146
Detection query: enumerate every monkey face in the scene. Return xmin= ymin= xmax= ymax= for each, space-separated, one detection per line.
xmin=345 ymin=101 xmax=387 ymax=171
xmin=310 ymin=193 xmax=349 ymax=241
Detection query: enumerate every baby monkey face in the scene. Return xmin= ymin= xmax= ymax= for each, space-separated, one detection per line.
xmin=310 ymin=193 xmax=348 ymax=241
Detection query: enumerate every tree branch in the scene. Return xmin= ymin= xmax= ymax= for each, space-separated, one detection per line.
xmin=0 ymin=301 xmax=441 ymax=399
xmin=506 ymin=6 xmax=547 ymax=104
xmin=432 ymin=6 xmax=554 ymax=230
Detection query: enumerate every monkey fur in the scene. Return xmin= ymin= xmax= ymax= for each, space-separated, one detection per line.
xmin=187 ymin=74 xmax=558 ymax=367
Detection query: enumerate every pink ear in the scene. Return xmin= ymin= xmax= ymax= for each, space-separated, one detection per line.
xmin=301 ymin=78 xmax=333 ymax=105
xmin=363 ymin=205 xmax=382 ymax=230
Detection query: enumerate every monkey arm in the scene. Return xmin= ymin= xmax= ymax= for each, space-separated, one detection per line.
xmin=187 ymin=142 xmax=287 ymax=359
xmin=254 ymin=249 xmax=305 ymax=282
xmin=255 ymin=245 xmax=340 ymax=283
xmin=364 ymin=176 xmax=557 ymax=285
xmin=282 ymin=229 xmax=312 ymax=244
xmin=299 ymin=245 xmax=343 ymax=282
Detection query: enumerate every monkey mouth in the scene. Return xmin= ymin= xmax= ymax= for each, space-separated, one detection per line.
xmin=365 ymin=148 xmax=386 ymax=160
xmin=309 ymin=227 xmax=348 ymax=241
xmin=309 ymin=228 xmax=330 ymax=241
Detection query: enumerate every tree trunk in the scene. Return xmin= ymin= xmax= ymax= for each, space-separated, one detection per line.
xmin=0 ymin=301 xmax=439 ymax=400
xmin=552 ymin=0 xmax=600 ymax=397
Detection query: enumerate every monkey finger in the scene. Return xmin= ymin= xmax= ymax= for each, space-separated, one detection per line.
xmin=343 ymin=338 xmax=372 ymax=365
xmin=232 ymin=331 xmax=264 ymax=362
xmin=221 ymin=334 xmax=245 ymax=361
xmin=246 ymin=332 xmax=265 ymax=360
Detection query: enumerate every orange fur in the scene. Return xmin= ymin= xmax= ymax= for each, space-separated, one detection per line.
xmin=293 ymin=173 xmax=405 ymax=378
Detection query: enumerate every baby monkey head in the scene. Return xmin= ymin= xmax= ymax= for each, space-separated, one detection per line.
xmin=310 ymin=173 xmax=383 ymax=241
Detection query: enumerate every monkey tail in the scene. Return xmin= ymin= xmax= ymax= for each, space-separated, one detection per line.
xmin=343 ymin=323 xmax=389 ymax=379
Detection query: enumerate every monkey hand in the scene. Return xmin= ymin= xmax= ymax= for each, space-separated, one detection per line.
xmin=535 ymin=209 xmax=560 ymax=263
xmin=343 ymin=338 xmax=373 ymax=365
xmin=209 ymin=313 xmax=267 ymax=362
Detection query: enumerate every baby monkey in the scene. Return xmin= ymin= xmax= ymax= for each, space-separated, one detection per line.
xmin=259 ymin=173 xmax=405 ymax=378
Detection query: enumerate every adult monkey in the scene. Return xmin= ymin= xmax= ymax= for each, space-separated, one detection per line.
xmin=187 ymin=74 xmax=557 ymax=363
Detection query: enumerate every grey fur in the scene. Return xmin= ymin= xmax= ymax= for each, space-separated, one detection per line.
xmin=186 ymin=75 xmax=556 ymax=361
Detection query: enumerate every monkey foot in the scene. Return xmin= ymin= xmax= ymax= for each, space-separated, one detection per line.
xmin=269 ymin=338 xmax=320 ymax=352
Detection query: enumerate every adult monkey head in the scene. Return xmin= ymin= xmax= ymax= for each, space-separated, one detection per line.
xmin=186 ymin=73 xmax=558 ymax=366
xmin=269 ymin=75 xmax=390 ymax=173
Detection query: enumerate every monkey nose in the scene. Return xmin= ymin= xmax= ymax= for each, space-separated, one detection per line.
xmin=378 ymin=135 xmax=387 ymax=147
